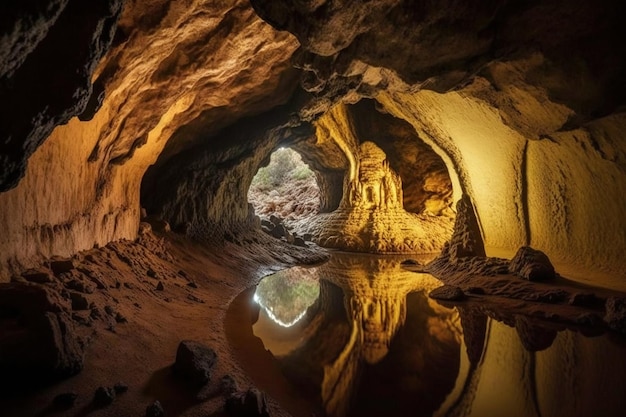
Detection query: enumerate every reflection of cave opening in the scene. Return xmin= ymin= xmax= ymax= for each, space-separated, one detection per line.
xmin=253 ymin=267 xmax=320 ymax=327
xmin=248 ymin=147 xmax=321 ymax=240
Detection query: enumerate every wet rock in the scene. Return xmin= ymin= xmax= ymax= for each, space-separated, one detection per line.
xmin=114 ymin=381 xmax=129 ymax=394
xmin=429 ymin=285 xmax=465 ymax=301
xmin=49 ymin=259 xmax=75 ymax=276
xmin=69 ymin=292 xmax=89 ymax=310
xmin=21 ymin=269 xmax=54 ymax=284
xmin=0 ymin=284 xmax=84 ymax=384
xmin=225 ymin=388 xmax=270 ymax=417
xmin=605 ymin=297 xmax=626 ymax=333
xmin=220 ymin=375 xmax=240 ymax=395
xmin=53 ymin=392 xmax=78 ymax=409
xmin=173 ymin=340 xmax=217 ymax=386
xmin=156 ymin=281 xmax=165 ymax=291
xmin=569 ymin=292 xmax=599 ymax=307
xmin=146 ymin=400 xmax=165 ymax=417
xmin=93 ymin=386 xmax=115 ymax=407
xmin=509 ymin=246 xmax=555 ymax=281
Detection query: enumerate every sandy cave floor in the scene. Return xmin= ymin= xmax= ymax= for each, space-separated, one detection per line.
xmin=1 ymin=229 xmax=327 ymax=417
xmin=2 ymin=228 xmax=626 ymax=417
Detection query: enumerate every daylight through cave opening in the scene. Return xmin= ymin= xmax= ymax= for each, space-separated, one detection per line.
xmin=248 ymin=147 xmax=321 ymax=244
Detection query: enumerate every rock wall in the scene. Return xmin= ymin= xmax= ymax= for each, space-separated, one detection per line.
xmin=0 ymin=0 xmax=299 ymax=280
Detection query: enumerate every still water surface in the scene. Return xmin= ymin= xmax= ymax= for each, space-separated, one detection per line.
xmin=228 ymin=253 xmax=626 ymax=417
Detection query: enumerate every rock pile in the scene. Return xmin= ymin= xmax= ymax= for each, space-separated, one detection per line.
xmin=260 ymin=215 xmax=311 ymax=247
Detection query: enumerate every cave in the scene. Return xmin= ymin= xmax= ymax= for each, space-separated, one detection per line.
xmin=1 ymin=0 xmax=626 ymax=416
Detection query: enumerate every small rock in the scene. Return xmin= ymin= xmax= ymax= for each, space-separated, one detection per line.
xmin=187 ymin=281 xmax=198 ymax=288
xmin=293 ymin=237 xmax=306 ymax=247
xmin=156 ymin=281 xmax=165 ymax=291
xmin=140 ymin=207 xmax=148 ymax=219
xmin=72 ymin=312 xmax=92 ymax=326
xmin=66 ymin=279 xmax=95 ymax=294
xmin=303 ymin=233 xmax=313 ymax=242
xmin=509 ymin=246 xmax=555 ymax=281
xmin=69 ymin=292 xmax=89 ymax=310
xmin=115 ymin=312 xmax=128 ymax=323
xmin=21 ymin=269 xmax=53 ymax=284
xmin=104 ymin=305 xmax=116 ymax=316
xmin=225 ymin=389 xmax=270 ymax=417
xmin=93 ymin=386 xmax=115 ymax=407
xmin=147 ymin=269 xmax=158 ymax=279
xmin=138 ymin=222 xmax=152 ymax=235
xmin=173 ymin=340 xmax=217 ymax=386
xmin=220 ymin=375 xmax=239 ymax=395
xmin=124 ymin=282 xmax=135 ymax=289
xmin=401 ymin=259 xmax=420 ymax=265
xmin=178 ymin=270 xmax=188 ymax=278
xmin=90 ymin=307 xmax=102 ymax=320
xmin=269 ymin=215 xmax=281 ymax=225
xmin=114 ymin=382 xmax=129 ymax=394
xmin=49 ymin=259 xmax=75 ymax=276
xmin=187 ymin=294 xmax=205 ymax=303
xmin=53 ymin=392 xmax=78 ymax=409
xmin=429 ymin=285 xmax=465 ymax=301
xmin=146 ymin=400 xmax=165 ymax=417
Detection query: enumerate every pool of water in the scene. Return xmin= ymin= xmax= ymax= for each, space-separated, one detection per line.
xmin=226 ymin=253 xmax=626 ymax=417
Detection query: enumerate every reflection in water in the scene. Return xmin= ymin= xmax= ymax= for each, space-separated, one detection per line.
xmin=253 ymin=267 xmax=320 ymax=327
xmin=253 ymin=253 xmax=461 ymax=417
xmin=243 ymin=254 xmax=626 ymax=417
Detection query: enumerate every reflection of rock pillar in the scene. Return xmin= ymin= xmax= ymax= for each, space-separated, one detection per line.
xmin=348 ymin=295 xmax=407 ymax=364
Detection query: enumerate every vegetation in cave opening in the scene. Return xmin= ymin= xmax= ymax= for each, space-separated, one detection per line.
xmin=248 ymin=147 xmax=321 ymax=226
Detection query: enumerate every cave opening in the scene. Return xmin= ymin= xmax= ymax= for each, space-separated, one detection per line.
xmin=248 ymin=147 xmax=321 ymax=244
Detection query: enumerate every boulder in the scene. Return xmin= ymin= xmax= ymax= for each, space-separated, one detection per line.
xmin=508 ymin=246 xmax=556 ymax=281
xmin=225 ymin=389 xmax=270 ymax=417
xmin=173 ymin=340 xmax=217 ymax=386
xmin=0 ymin=283 xmax=84 ymax=386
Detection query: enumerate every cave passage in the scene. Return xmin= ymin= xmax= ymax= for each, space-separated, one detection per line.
xmin=230 ymin=254 xmax=626 ymax=417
